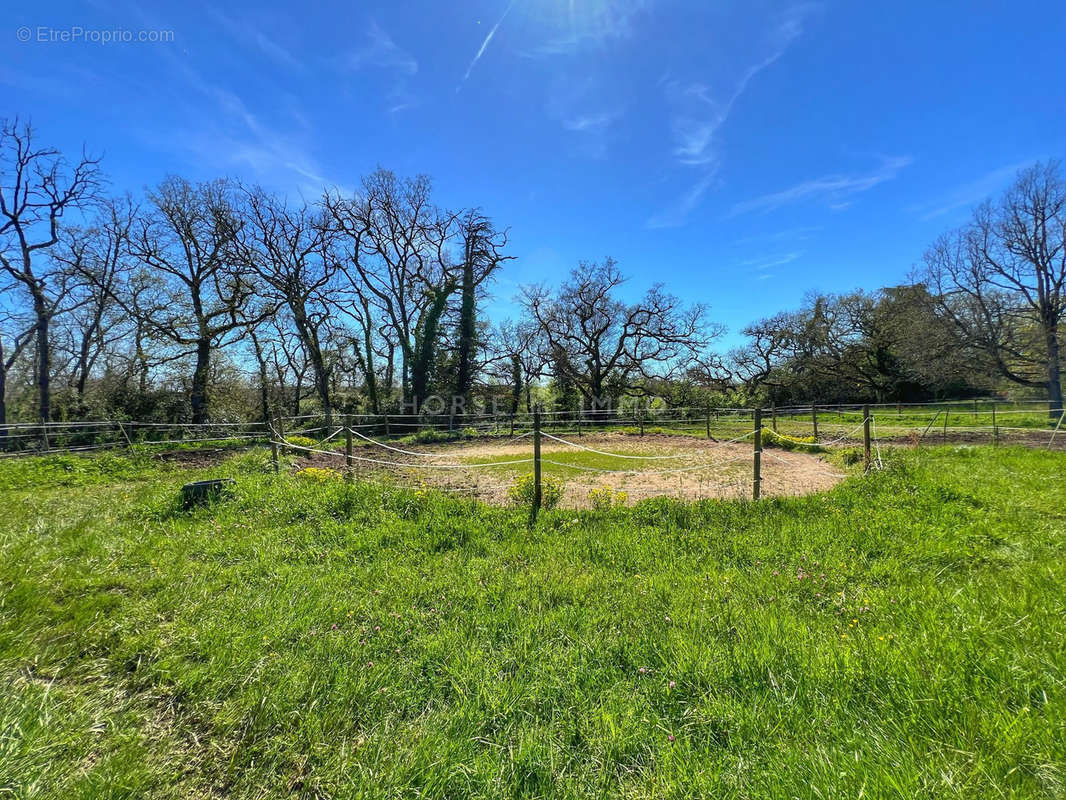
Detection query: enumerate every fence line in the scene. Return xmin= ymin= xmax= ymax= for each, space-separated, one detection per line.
xmin=1 ymin=402 xmax=1058 ymax=511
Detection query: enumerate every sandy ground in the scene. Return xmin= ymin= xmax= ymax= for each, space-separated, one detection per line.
xmin=303 ymin=432 xmax=847 ymax=508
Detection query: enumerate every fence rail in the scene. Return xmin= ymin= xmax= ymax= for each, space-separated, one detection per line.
xmin=2 ymin=399 xmax=1063 ymax=460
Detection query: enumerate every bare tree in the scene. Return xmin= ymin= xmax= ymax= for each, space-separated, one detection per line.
xmin=0 ymin=305 xmax=36 ymax=432
xmin=922 ymin=161 xmax=1065 ymax=417
xmin=52 ymin=196 xmax=137 ymax=409
xmin=729 ymin=310 xmax=801 ymax=393
xmin=453 ymin=210 xmax=513 ymax=414
xmin=488 ymin=319 xmax=546 ymax=413
xmin=236 ymin=187 xmax=337 ymax=425
xmin=0 ymin=119 xmax=102 ymax=423
xmin=521 ymin=258 xmax=717 ymax=406
xmin=128 ymin=177 xmax=272 ymax=423
xmin=326 ymin=170 xmax=508 ymax=410
xmin=325 ymin=171 xmax=456 ymax=407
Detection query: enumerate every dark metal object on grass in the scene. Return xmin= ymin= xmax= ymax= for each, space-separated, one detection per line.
xmin=180 ymin=478 xmax=235 ymax=509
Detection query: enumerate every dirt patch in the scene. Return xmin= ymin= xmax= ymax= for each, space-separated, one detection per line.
xmin=151 ymin=447 xmax=246 ymax=468
xmin=306 ymin=432 xmax=847 ymax=507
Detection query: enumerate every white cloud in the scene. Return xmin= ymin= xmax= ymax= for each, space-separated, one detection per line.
xmin=909 ymin=161 xmax=1030 ymax=220
xmin=206 ymin=6 xmax=301 ymax=71
xmin=652 ymin=4 xmax=819 ymax=227
xmin=562 ymin=110 xmax=623 ymax=132
xmin=730 ymin=155 xmax=914 ymax=216
xmin=646 ymin=170 xmax=719 ymax=229
xmin=344 ymin=22 xmax=419 ymax=112
xmin=739 ymin=252 xmax=803 ymax=271
xmin=525 ymin=0 xmax=653 ymax=56
xmin=345 ymin=22 xmax=418 ymax=76
xmin=664 ymin=5 xmax=815 ymax=168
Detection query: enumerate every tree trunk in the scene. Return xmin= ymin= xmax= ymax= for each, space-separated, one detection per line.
xmin=134 ymin=324 xmax=149 ymax=396
xmin=74 ymin=330 xmax=93 ymax=411
xmin=353 ymin=335 xmax=379 ymax=414
xmin=34 ymin=297 xmax=50 ymax=424
xmin=190 ymin=338 xmax=211 ymax=424
xmin=411 ymin=288 xmax=452 ymax=409
xmin=292 ymin=308 xmax=332 ymax=427
xmin=454 ymin=255 xmax=476 ymax=418
xmin=250 ymin=331 xmax=271 ymax=424
xmin=1048 ymin=324 xmax=1063 ymax=418
xmin=0 ymin=338 xmax=6 ymax=437
xmin=510 ymin=355 xmax=521 ymax=415
xmin=384 ymin=345 xmax=395 ymax=400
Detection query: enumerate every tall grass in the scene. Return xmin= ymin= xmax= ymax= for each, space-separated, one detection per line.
xmin=0 ymin=446 xmax=1063 ymax=797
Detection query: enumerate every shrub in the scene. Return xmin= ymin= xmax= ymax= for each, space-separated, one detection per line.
xmin=297 ymin=466 xmax=341 ymax=482
xmin=410 ymin=429 xmax=449 ymax=444
xmin=226 ymin=448 xmax=277 ymax=474
xmin=284 ymin=435 xmax=317 ymax=459
xmin=587 ymin=486 xmax=628 ymax=510
xmin=839 ymin=447 xmax=863 ymax=466
xmin=762 ymin=429 xmax=822 ymax=452
xmin=507 ymin=473 xmax=564 ymax=509
xmin=460 ymin=427 xmax=479 ymax=440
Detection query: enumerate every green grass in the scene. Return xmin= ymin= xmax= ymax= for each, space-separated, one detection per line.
xmin=1 ymin=446 xmax=1064 ymax=798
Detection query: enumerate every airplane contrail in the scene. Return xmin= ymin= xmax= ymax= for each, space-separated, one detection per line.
xmin=459 ymin=0 xmax=518 ymax=89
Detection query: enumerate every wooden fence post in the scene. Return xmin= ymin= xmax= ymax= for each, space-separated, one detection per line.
xmin=862 ymin=404 xmax=872 ymax=472
xmin=510 ymin=413 xmax=515 ymax=437
xmin=345 ymin=416 xmax=353 ymax=478
xmin=811 ymin=404 xmax=818 ymax=440
xmin=753 ymin=408 xmax=762 ymax=501
xmin=1048 ymin=409 xmax=1066 ymax=450
xmin=771 ymin=403 xmax=778 ymax=433
xmin=269 ymin=416 xmax=279 ymax=473
xmin=992 ymin=405 xmax=998 ymax=445
xmin=943 ymin=407 xmax=949 ymax=441
xmin=920 ymin=410 xmax=941 ymax=440
xmin=117 ymin=421 xmax=134 ymax=451
xmin=705 ymin=404 xmax=711 ymax=439
xmin=639 ymin=408 xmax=645 ymax=437
xmin=532 ymin=405 xmax=543 ymax=521
xmin=384 ymin=414 xmax=390 ymax=437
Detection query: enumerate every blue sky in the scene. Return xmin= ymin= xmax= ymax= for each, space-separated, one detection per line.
xmin=4 ymin=0 xmax=1064 ymax=348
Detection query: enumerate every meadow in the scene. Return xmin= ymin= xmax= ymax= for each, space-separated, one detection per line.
xmin=1 ymin=444 xmax=1064 ymax=798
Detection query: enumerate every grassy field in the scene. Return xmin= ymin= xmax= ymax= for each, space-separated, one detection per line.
xmin=1 ymin=445 xmax=1064 ymax=798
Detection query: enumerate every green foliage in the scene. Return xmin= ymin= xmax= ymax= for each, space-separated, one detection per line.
xmin=0 ymin=451 xmax=157 ymax=491
xmin=409 ymin=429 xmax=450 ymax=444
xmin=0 ymin=446 xmax=1064 ymax=797
xmin=460 ymin=426 xmax=479 ymax=440
xmin=762 ymin=428 xmax=824 ymax=452
xmin=838 ymin=447 xmax=864 ymax=466
xmin=507 ymin=472 xmax=564 ymax=509
xmin=284 ymin=435 xmax=318 ymax=459
xmin=587 ymin=486 xmax=628 ymax=509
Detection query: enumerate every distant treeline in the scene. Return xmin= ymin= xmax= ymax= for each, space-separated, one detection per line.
xmin=1 ymin=118 xmax=1063 ymax=427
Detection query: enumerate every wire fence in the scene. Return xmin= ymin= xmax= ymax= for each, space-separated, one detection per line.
xmin=253 ymin=406 xmax=890 ymax=511
xmin=2 ymin=398 xmax=1063 ymax=508
xmin=2 ymin=402 xmax=1063 ymax=508
xmin=2 ymin=399 xmax=1064 ymax=458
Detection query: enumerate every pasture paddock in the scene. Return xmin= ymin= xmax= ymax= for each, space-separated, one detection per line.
xmin=0 ymin=444 xmax=1063 ymax=797
xmin=293 ymin=432 xmax=845 ymax=507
